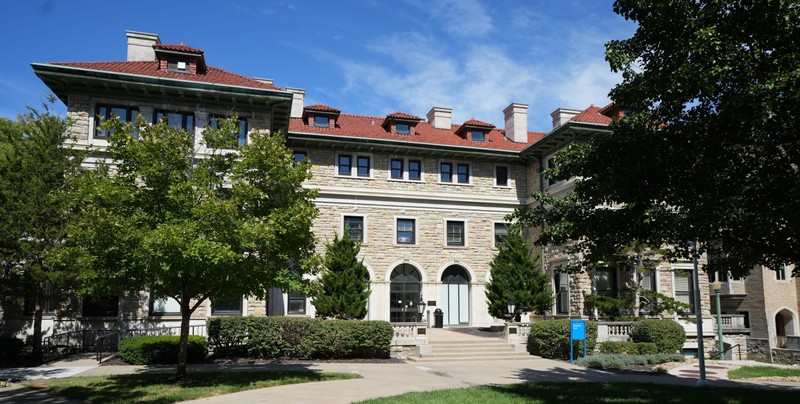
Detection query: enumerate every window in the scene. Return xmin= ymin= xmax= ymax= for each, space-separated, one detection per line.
xmin=446 ymin=220 xmax=465 ymax=246
xmin=639 ymin=270 xmax=657 ymax=314
xmin=457 ymin=163 xmax=470 ymax=184
xmin=24 ymin=285 xmax=58 ymax=316
xmin=95 ymin=105 xmax=139 ymax=139
xmin=357 ymin=156 xmax=371 ymax=177
xmin=396 ymin=219 xmax=415 ymax=244
xmin=396 ymin=123 xmax=410 ymax=135
xmin=673 ymin=269 xmax=694 ymax=314
xmin=440 ymin=162 xmax=452 ymax=182
xmin=495 ymin=165 xmax=509 ymax=187
xmin=390 ymin=264 xmax=421 ymax=322
xmin=150 ymin=297 xmax=181 ymax=316
xmin=211 ymin=296 xmax=242 ymax=316
xmin=82 ymin=296 xmax=119 ymax=317
xmin=293 ymin=151 xmax=307 ymax=167
xmin=208 ymin=115 xmax=248 ymax=148
xmin=555 ymin=272 xmax=570 ymax=315
xmin=155 ymin=110 xmax=195 ymax=133
xmin=344 ymin=216 xmax=364 ymax=242
xmin=338 ymin=155 xmax=352 ymax=175
xmin=594 ymin=268 xmax=618 ymax=298
xmin=494 ymin=223 xmax=509 ymax=248
xmin=313 ymin=115 xmax=330 ymax=128
xmin=546 ymin=158 xmax=557 ymax=186
xmin=390 ymin=159 xmax=404 ymax=179
xmin=167 ymin=57 xmax=189 ymax=73
xmin=470 ymin=130 xmax=485 ymax=142
xmin=408 ymin=160 xmax=421 ymax=181
xmin=709 ymin=270 xmax=729 ymax=283
xmin=776 ymin=265 xmax=788 ymax=281
xmin=287 ymin=291 xmax=306 ymax=315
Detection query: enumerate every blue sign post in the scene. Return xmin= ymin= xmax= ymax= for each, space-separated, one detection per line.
xmin=570 ymin=320 xmax=587 ymax=364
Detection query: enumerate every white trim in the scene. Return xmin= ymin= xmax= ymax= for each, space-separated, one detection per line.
xmin=340 ymin=213 xmax=368 ymax=245
xmin=335 ymin=152 xmax=374 ymax=179
xmin=775 ymin=264 xmax=790 ymax=282
xmin=436 ymin=262 xmax=477 ymax=284
xmin=438 ymin=159 xmax=472 ymax=185
xmin=393 ymin=216 xmax=418 ymax=246
xmin=385 ymin=260 xmax=427 ymax=282
xmin=442 ymin=218 xmax=468 ymax=248
xmin=387 ymin=156 xmax=425 ymax=182
xmin=491 ymin=221 xmax=510 ymax=250
xmin=493 ymin=164 xmax=511 ymax=188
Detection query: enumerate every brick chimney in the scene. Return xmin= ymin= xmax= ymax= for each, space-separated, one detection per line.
xmin=286 ymin=87 xmax=305 ymax=118
xmin=126 ymin=30 xmax=160 ymax=61
xmin=551 ymin=108 xmax=582 ymax=128
xmin=427 ymin=107 xmax=452 ymax=130
xmin=503 ymin=103 xmax=528 ymax=143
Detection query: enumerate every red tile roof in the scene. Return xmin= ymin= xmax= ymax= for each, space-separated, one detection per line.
xmin=304 ymin=104 xmax=341 ymax=113
xmin=386 ymin=111 xmax=423 ymax=121
xmin=461 ymin=118 xmax=496 ymax=128
xmin=154 ymin=43 xmax=204 ymax=54
xmin=569 ymin=104 xmax=613 ymax=125
xmin=50 ymin=61 xmax=283 ymax=91
xmin=290 ymin=113 xmax=545 ymax=151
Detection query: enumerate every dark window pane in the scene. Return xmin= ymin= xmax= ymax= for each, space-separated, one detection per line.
xmin=357 ymin=156 xmax=370 ymax=177
xmin=496 ymin=166 xmax=509 ymax=186
xmin=313 ymin=115 xmax=329 ymax=128
xmin=446 ymin=221 xmax=465 ymax=246
xmin=390 ymin=264 xmax=422 ymax=322
xmin=471 ymin=130 xmax=485 ymax=142
xmin=391 ymin=159 xmax=403 ymax=179
xmin=287 ymin=291 xmax=306 ymax=315
xmin=440 ymin=162 xmax=452 ymax=182
xmin=457 ymin=163 xmax=470 ymax=183
xmin=396 ymin=123 xmax=410 ymax=134
xmin=344 ymin=216 xmax=364 ymax=242
xmin=408 ymin=160 xmax=421 ymax=181
xmin=82 ymin=296 xmax=119 ymax=317
xmin=338 ymin=155 xmax=352 ymax=175
xmin=211 ymin=296 xmax=242 ymax=315
xmin=293 ymin=151 xmax=307 ymax=167
xmin=494 ymin=223 xmax=509 ymax=247
xmin=397 ymin=219 xmax=415 ymax=244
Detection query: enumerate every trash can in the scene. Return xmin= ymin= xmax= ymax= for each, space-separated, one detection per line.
xmin=433 ymin=308 xmax=444 ymax=328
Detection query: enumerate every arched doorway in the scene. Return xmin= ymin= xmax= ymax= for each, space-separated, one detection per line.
xmin=775 ymin=309 xmax=795 ymax=348
xmin=440 ymin=265 xmax=470 ymax=325
xmin=390 ymin=264 xmax=421 ymax=322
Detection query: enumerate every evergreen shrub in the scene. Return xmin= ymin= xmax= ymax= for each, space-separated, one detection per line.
xmin=117 ymin=335 xmax=207 ymax=365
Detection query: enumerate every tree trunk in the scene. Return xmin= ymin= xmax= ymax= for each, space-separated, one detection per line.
xmin=33 ymin=303 xmax=43 ymax=362
xmin=177 ymin=294 xmax=190 ymax=380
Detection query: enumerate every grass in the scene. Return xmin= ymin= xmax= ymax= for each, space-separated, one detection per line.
xmin=357 ymin=382 xmax=799 ymax=403
xmin=728 ymin=366 xmax=800 ymax=380
xmin=25 ymin=370 xmax=359 ymax=403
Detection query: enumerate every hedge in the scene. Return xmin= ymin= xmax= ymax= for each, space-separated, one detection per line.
xmin=118 ymin=335 xmax=207 ymax=365
xmin=207 ymin=316 xmax=393 ymax=359
xmin=527 ymin=319 xmax=597 ymax=360
xmin=630 ymin=319 xmax=686 ymax=353
xmin=576 ymin=353 xmax=684 ymax=369
xmin=0 ymin=336 xmax=25 ymax=363
xmin=598 ymin=341 xmax=658 ymax=355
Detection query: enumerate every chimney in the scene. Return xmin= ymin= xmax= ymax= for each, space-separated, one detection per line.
xmin=503 ymin=103 xmax=528 ymax=143
xmin=551 ymin=108 xmax=582 ymax=128
xmin=426 ymin=106 xmax=452 ymax=130
xmin=286 ymin=87 xmax=305 ymax=118
xmin=126 ymin=30 xmax=160 ymax=61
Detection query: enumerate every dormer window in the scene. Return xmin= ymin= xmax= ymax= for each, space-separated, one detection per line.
xmin=470 ymin=130 xmax=485 ymax=142
xmin=167 ymin=57 xmax=189 ymax=73
xmin=456 ymin=118 xmax=495 ymax=142
xmin=313 ymin=115 xmax=330 ymax=128
xmin=396 ymin=123 xmax=410 ymax=135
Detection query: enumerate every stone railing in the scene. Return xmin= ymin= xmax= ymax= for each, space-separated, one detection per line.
xmin=391 ymin=323 xmax=427 ymax=345
xmin=597 ymin=321 xmax=633 ymax=342
xmin=715 ymin=314 xmax=748 ymax=331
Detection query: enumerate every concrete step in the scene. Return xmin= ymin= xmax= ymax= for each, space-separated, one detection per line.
xmin=407 ymin=352 xmax=535 ymax=362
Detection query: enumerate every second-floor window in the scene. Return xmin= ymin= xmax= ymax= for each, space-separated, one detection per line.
xmin=673 ymin=268 xmax=694 ymax=314
xmin=343 ymin=216 xmax=364 ymax=242
xmin=494 ymin=223 xmax=509 ymax=248
xmin=446 ymin=220 xmax=465 ymax=246
xmin=293 ymin=151 xmax=308 ymax=167
xmin=391 ymin=159 xmax=404 ymax=179
xmin=457 ymin=163 xmax=470 ymax=184
xmin=390 ymin=158 xmax=422 ymax=181
xmin=408 ymin=160 xmax=421 ymax=181
xmin=208 ymin=116 xmax=248 ymax=148
xmin=495 ymin=165 xmax=509 ymax=187
xmin=777 ymin=265 xmax=788 ymax=281
xmin=155 ymin=111 xmax=195 ymax=133
xmin=397 ymin=218 xmax=415 ymax=244
xmin=440 ymin=162 xmax=470 ymax=184
xmin=95 ymin=105 xmax=139 ymax=139
xmin=337 ymin=154 xmax=372 ymax=177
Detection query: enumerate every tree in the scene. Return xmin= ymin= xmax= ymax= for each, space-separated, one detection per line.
xmin=60 ymin=116 xmax=319 ymax=378
xmin=0 ymin=101 xmax=84 ymax=361
xmin=516 ymin=0 xmax=800 ymax=277
xmin=313 ymin=232 xmax=370 ymax=319
xmin=485 ymin=227 xmax=553 ymax=320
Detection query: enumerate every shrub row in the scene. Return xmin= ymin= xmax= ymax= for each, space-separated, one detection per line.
xmin=598 ymin=341 xmax=658 ymax=355
xmin=576 ymin=353 xmax=684 ymax=369
xmin=630 ymin=319 xmax=686 ymax=353
xmin=527 ymin=319 xmax=598 ymax=360
xmin=207 ymin=316 xmax=393 ymax=359
xmin=118 ymin=335 xmax=207 ymax=365
xmin=0 ymin=336 xmax=25 ymax=363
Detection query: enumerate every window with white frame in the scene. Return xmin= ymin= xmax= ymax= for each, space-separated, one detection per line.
xmin=208 ymin=115 xmax=248 ymax=148
xmin=493 ymin=223 xmax=509 ymax=248
xmin=396 ymin=218 xmax=416 ymax=245
xmin=287 ymin=291 xmax=306 ymax=315
xmin=546 ymin=158 xmax=557 ymax=186
xmin=336 ymin=153 xmax=372 ymax=177
xmin=150 ymin=296 xmax=181 ymax=316
xmin=95 ymin=105 xmax=139 ymax=139
xmin=390 ymin=158 xmax=404 ymax=179
xmin=554 ymin=272 xmax=570 ymax=315
xmin=408 ymin=159 xmax=422 ymax=181
xmin=211 ymin=296 xmax=243 ymax=316
xmin=343 ymin=215 xmax=364 ymax=242
xmin=776 ymin=265 xmax=788 ymax=281
xmin=439 ymin=161 xmax=470 ymax=184
xmin=446 ymin=220 xmax=465 ymax=247
xmin=155 ymin=110 xmax=195 ymax=133
xmin=293 ymin=150 xmax=308 ymax=167
xmin=673 ymin=268 xmax=695 ymax=314
xmin=389 ymin=158 xmax=423 ymax=181
xmin=495 ymin=165 xmax=509 ymax=187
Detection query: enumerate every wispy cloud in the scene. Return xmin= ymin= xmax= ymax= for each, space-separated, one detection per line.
xmin=405 ymin=0 xmax=493 ymax=39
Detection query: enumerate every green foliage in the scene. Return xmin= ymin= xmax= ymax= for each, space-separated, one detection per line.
xmin=585 ymin=294 xmax=635 ymax=320
xmin=630 ymin=319 xmax=686 ymax=353
xmin=598 ymin=341 xmax=658 ymax=355
xmin=485 ymin=227 xmax=553 ymax=319
xmin=639 ymin=289 xmax=693 ymax=319
xmin=207 ymin=316 xmax=393 ymax=359
xmin=313 ymin=232 xmax=370 ymax=319
xmin=576 ymin=353 xmax=684 ymax=369
xmin=527 ymin=319 xmax=597 ymax=360
xmin=728 ymin=366 xmax=800 ymax=380
xmin=59 ymin=116 xmax=319 ymax=377
xmin=514 ymin=0 xmax=800 ymax=278
xmin=0 ymin=336 xmax=25 ymax=362
xmin=117 ymin=335 xmax=206 ymax=365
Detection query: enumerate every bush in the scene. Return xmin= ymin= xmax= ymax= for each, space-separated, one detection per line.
xmin=630 ymin=319 xmax=686 ymax=353
xmin=576 ymin=353 xmax=684 ymax=369
xmin=207 ymin=316 xmax=393 ymax=359
xmin=598 ymin=341 xmax=659 ymax=355
xmin=118 ymin=335 xmax=207 ymax=365
xmin=0 ymin=336 xmax=25 ymax=362
xmin=527 ymin=319 xmax=597 ymax=360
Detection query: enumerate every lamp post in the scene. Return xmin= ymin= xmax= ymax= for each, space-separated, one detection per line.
xmin=507 ymin=301 xmax=516 ymax=323
xmin=713 ymin=282 xmax=724 ymax=360
xmin=691 ymin=241 xmax=710 ymax=387
xmin=418 ymin=297 xmax=427 ymax=325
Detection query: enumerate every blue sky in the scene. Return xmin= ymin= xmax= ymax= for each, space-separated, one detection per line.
xmin=0 ymin=0 xmax=636 ymax=132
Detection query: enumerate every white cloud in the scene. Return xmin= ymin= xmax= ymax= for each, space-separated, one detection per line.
xmin=405 ymin=0 xmax=493 ymax=39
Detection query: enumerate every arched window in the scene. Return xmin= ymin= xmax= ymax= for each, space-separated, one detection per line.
xmin=390 ymin=264 xmax=421 ymax=322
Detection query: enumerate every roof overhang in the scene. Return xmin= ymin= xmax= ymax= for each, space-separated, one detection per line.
xmin=520 ymin=121 xmax=612 ymax=162
xmin=31 ymin=63 xmax=293 ymax=131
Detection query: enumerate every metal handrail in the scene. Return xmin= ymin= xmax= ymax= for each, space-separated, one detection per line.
xmin=708 ymin=343 xmax=742 ymax=360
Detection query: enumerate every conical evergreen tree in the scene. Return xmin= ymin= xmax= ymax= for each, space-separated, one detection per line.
xmin=313 ymin=232 xmax=370 ymax=319
xmin=485 ymin=227 xmax=553 ymax=320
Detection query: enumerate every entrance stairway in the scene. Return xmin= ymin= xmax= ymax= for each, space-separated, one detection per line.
xmin=407 ymin=328 xmax=536 ymax=362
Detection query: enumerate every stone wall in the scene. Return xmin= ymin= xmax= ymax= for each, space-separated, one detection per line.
xmin=747 ymin=337 xmax=770 ymax=361
xmin=772 ymin=348 xmax=800 ymax=365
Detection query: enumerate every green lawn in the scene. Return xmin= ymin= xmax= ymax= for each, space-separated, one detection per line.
xmin=26 ymin=370 xmax=359 ymax=403
xmin=728 ymin=366 xmax=800 ymax=380
xmin=357 ymin=382 xmax=799 ymax=404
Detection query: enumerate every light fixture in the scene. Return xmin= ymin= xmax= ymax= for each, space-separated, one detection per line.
xmin=507 ymin=301 xmax=516 ymax=321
